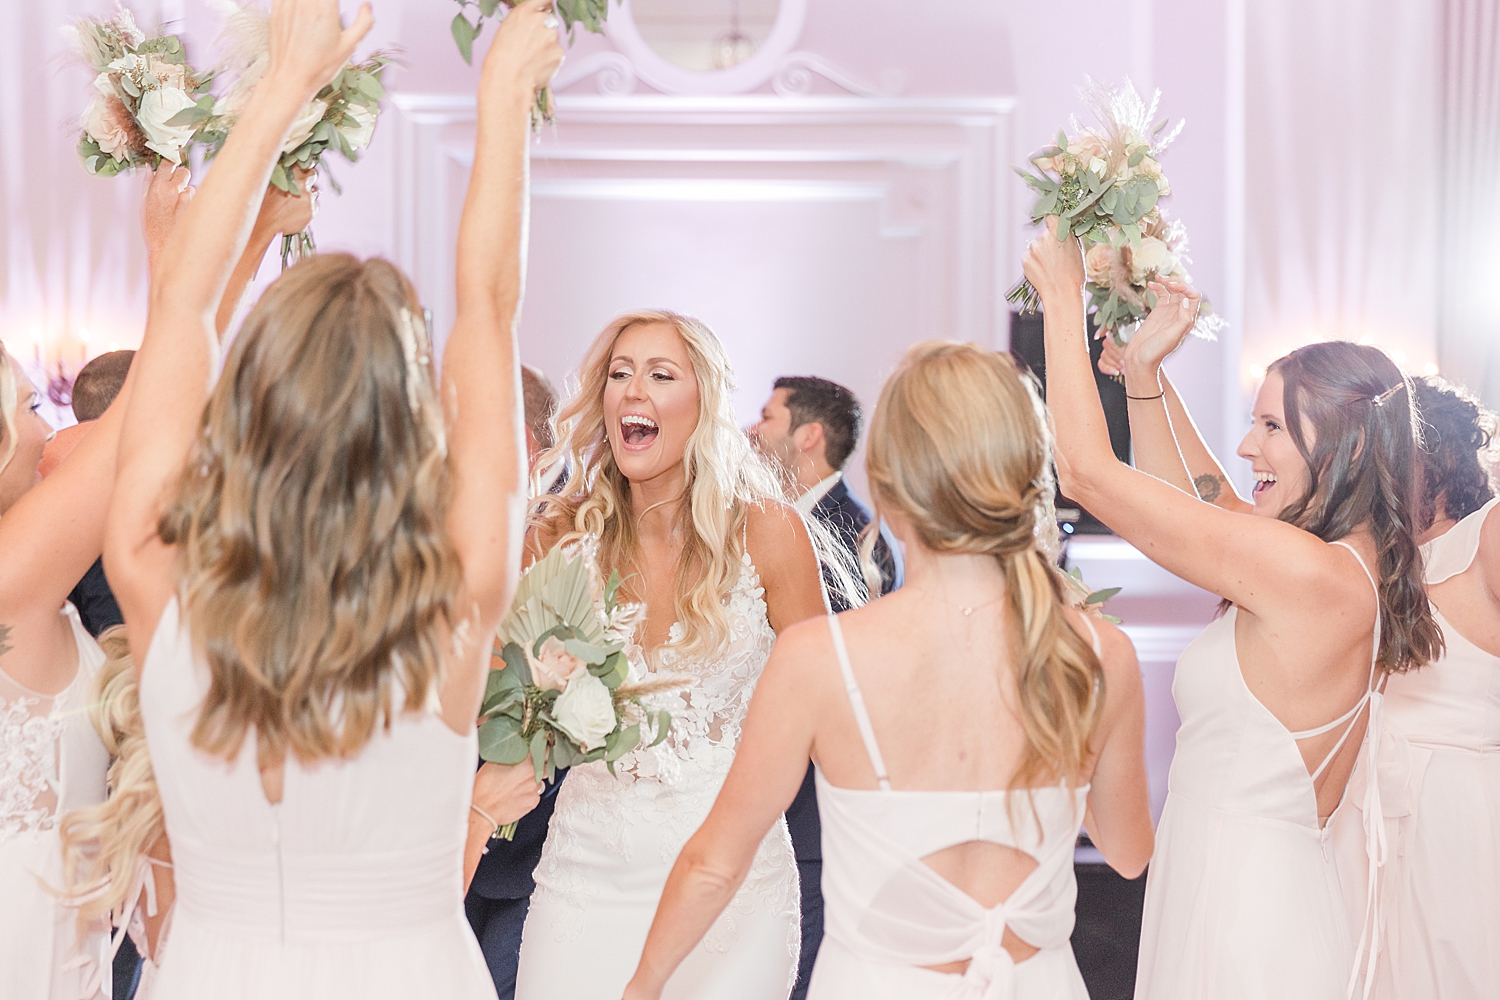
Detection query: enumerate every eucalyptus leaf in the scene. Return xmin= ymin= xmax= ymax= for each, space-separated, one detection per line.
xmin=563 ymin=637 xmax=611 ymax=665
xmin=605 ymin=723 xmax=641 ymax=762
xmin=501 ymin=641 xmax=533 ymax=686
xmin=478 ymin=717 xmax=529 ymax=764
xmin=529 ymin=730 xmax=549 ymax=784
xmin=269 ymin=162 xmax=292 ymax=193
xmin=451 ymin=12 xmax=476 ymax=64
xmin=650 ymin=710 xmax=671 ymax=747
xmin=1127 ymin=148 xmax=1146 ymax=168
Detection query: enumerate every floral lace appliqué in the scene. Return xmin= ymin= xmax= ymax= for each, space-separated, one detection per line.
xmin=0 ymin=692 xmax=63 ymax=838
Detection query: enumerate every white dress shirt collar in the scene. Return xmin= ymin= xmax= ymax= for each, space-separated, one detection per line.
xmin=794 ymin=471 xmax=843 ymax=515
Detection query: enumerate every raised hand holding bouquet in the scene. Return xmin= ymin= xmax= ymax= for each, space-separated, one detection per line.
xmin=450 ymin=0 xmax=614 ymax=126
xmin=205 ymin=0 xmax=389 ymax=268
xmin=478 ymin=542 xmax=681 ymax=839
xmin=1008 ymin=80 xmax=1224 ymax=347
xmin=68 ymin=7 xmax=217 ymax=176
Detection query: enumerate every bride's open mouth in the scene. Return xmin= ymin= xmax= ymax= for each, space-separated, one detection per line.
xmin=620 ymin=412 xmax=660 ymax=451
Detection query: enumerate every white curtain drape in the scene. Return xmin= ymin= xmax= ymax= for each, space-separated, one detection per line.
xmin=1243 ymin=0 xmax=1442 ymax=379
xmin=1437 ymin=0 xmax=1500 ymax=408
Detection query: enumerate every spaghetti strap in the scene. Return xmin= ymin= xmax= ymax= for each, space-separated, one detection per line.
xmin=1288 ymin=540 xmax=1382 ymax=776
xmin=1078 ymin=612 xmax=1102 ymax=657
xmin=827 ymin=615 xmax=892 ymax=791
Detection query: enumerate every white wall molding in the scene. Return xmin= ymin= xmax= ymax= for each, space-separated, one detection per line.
xmin=389 ymin=93 xmax=1017 ymax=361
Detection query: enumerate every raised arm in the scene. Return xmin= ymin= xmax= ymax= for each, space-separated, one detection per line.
xmin=214 ymin=172 xmax=318 ymax=336
xmin=1098 ymin=296 xmax=1250 ymax=511
xmin=441 ymin=0 xmax=562 ymax=630
xmin=1022 ymin=218 xmax=1353 ymax=616
xmin=105 ymin=0 xmax=372 ymax=659
xmin=623 ymin=621 xmax=826 ymax=1000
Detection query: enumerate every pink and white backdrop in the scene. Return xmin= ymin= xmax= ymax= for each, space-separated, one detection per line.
xmin=4 ymin=0 xmax=1498 ymax=819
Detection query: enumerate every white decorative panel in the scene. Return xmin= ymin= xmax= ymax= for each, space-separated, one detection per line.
xmin=389 ymin=94 xmax=1014 ymax=448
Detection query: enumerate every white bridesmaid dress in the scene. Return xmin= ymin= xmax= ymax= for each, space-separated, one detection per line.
xmin=1332 ymin=496 xmax=1500 ymax=999
xmin=807 ymin=614 xmax=1096 ymax=999
xmin=1135 ymin=542 xmax=1381 ymax=1000
xmin=0 ymin=604 xmax=110 ymax=1000
xmin=138 ymin=598 xmax=497 ymax=1000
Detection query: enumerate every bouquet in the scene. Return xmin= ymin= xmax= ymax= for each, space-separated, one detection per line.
xmin=479 ymin=542 xmax=681 ymax=839
xmin=449 ymin=0 xmax=619 ymax=127
xmin=68 ymin=8 xmax=217 ymax=176
xmin=1008 ymin=80 xmax=1224 ymax=346
xmin=204 ymin=1 xmax=390 ymax=268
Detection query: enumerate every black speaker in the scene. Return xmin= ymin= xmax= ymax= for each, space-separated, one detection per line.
xmin=1008 ymin=310 xmax=1130 ymax=535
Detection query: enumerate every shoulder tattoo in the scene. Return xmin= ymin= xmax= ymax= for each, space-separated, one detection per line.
xmin=1193 ymin=474 xmax=1225 ymax=503
xmin=0 ymin=623 xmax=11 ymax=659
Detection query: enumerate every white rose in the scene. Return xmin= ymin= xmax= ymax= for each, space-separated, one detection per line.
xmin=337 ymin=103 xmax=377 ymax=152
xmin=1130 ymin=236 xmax=1174 ymax=284
xmin=82 ymin=93 xmax=134 ymax=160
xmin=136 ymin=87 xmax=198 ymax=164
xmin=552 ymin=672 xmax=617 ymax=751
xmin=1155 ymin=176 xmax=1172 ymax=197
xmin=528 ymin=635 xmax=587 ymax=692
xmin=1088 ymin=156 xmax=1108 ymax=177
xmin=283 ymin=99 xmax=328 ymax=155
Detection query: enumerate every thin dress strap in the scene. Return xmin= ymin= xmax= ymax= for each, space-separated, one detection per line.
xmin=1290 ymin=540 xmax=1381 ymax=783
xmin=827 ymin=614 xmax=892 ymax=791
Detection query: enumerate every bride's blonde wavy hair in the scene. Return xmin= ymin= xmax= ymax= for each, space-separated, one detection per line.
xmin=58 ymin=628 xmax=160 ymax=927
xmin=159 ymin=254 xmax=462 ymax=768
xmin=866 ymin=341 xmax=1104 ymax=789
xmin=533 ymin=311 xmax=787 ymax=659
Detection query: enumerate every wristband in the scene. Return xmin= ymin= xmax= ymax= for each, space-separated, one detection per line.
xmin=1125 ymin=391 xmax=1165 ymax=401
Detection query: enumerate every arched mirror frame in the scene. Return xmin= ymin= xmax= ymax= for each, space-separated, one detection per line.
xmin=604 ymin=0 xmax=808 ymax=95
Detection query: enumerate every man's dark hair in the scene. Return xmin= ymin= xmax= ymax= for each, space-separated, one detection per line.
xmin=774 ymin=376 xmax=862 ymax=470
xmin=522 ymin=364 xmax=559 ymax=450
xmin=71 ymin=350 xmax=135 ymax=422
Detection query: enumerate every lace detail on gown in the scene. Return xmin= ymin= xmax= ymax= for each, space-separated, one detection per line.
xmin=0 ymin=688 xmax=64 ymax=837
xmin=530 ymin=548 xmax=799 ymax=974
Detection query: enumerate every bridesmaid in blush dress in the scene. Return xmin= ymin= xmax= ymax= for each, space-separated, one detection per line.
xmin=1332 ymin=377 xmax=1500 ymax=999
xmin=1023 ymin=222 xmax=1442 ymax=1000
xmin=101 ymin=2 xmax=563 ymax=998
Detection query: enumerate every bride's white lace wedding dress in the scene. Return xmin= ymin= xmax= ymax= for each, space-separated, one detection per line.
xmin=514 ymin=545 xmax=800 ymax=1000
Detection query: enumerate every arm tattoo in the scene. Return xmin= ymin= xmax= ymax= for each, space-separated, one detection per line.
xmin=0 ymin=624 xmax=11 ymax=659
xmin=1194 ymin=474 xmax=1225 ymax=503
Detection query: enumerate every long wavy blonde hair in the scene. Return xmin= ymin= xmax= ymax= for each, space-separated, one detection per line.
xmin=866 ymin=341 xmax=1104 ymax=789
xmin=158 ymin=254 xmax=462 ymax=768
xmin=0 ymin=344 xmax=19 ymax=474
xmin=533 ymin=311 xmax=786 ymax=659
xmin=58 ymin=628 xmax=160 ymax=926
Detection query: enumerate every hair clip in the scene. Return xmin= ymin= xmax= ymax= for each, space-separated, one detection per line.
xmin=396 ymin=307 xmax=428 ymax=416
xmin=1371 ymin=382 xmax=1406 ymax=408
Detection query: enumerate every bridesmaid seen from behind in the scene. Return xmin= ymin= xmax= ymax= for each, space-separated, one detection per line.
xmin=624 ymin=340 xmax=1154 ymax=1000
xmin=1023 ymin=219 xmax=1441 ymax=1000
xmin=1332 ymin=375 xmax=1500 ymax=999
xmin=100 ymin=0 xmax=562 ymax=997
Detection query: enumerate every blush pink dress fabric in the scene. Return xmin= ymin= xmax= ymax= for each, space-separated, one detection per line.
xmin=137 ymin=598 xmax=497 ymax=1000
xmin=1135 ymin=542 xmax=1382 ymax=1000
xmin=808 ymin=614 xmax=1094 ymax=1000
xmin=1332 ymin=497 xmax=1500 ymax=999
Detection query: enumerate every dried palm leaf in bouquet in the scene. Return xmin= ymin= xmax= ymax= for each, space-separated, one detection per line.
xmin=1008 ymin=80 xmax=1225 ymax=347
xmin=203 ymin=1 xmax=390 ymax=269
xmin=449 ymin=0 xmax=619 ymax=128
xmin=68 ymin=6 xmax=217 ymax=176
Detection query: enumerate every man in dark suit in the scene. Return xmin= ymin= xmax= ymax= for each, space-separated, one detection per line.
xmin=464 ymin=365 xmax=563 ymax=1000
xmin=751 ymin=376 xmax=900 ymax=1000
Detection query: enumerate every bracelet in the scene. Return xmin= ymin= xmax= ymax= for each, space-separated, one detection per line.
xmin=470 ymin=802 xmax=502 ymax=839
xmin=1125 ymin=391 xmax=1165 ymax=401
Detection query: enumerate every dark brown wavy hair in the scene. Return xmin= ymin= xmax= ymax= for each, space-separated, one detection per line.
xmin=1268 ymin=341 xmax=1442 ymax=674
xmin=1414 ymin=375 xmax=1498 ymax=527
xmin=158 ymin=254 xmax=463 ymax=768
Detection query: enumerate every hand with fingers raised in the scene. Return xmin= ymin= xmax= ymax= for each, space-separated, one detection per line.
xmin=266 ymin=0 xmax=376 ymax=100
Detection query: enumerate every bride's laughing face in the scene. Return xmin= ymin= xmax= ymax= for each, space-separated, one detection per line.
xmin=1237 ymin=369 xmax=1311 ymax=518
xmin=603 ymin=322 xmax=700 ymax=484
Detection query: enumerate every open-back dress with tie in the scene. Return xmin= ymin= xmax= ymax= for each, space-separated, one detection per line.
xmin=1135 ymin=541 xmax=1383 ymax=999
xmin=808 ymin=614 xmax=1096 ymax=1000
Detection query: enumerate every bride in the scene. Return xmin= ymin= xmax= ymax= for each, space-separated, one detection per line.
xmin=513 ymin=310 xmax=828 ymax=1000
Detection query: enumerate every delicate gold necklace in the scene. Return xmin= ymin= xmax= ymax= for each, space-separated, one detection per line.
xmin=918 ymin=588 xmax=1005 ymax=648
